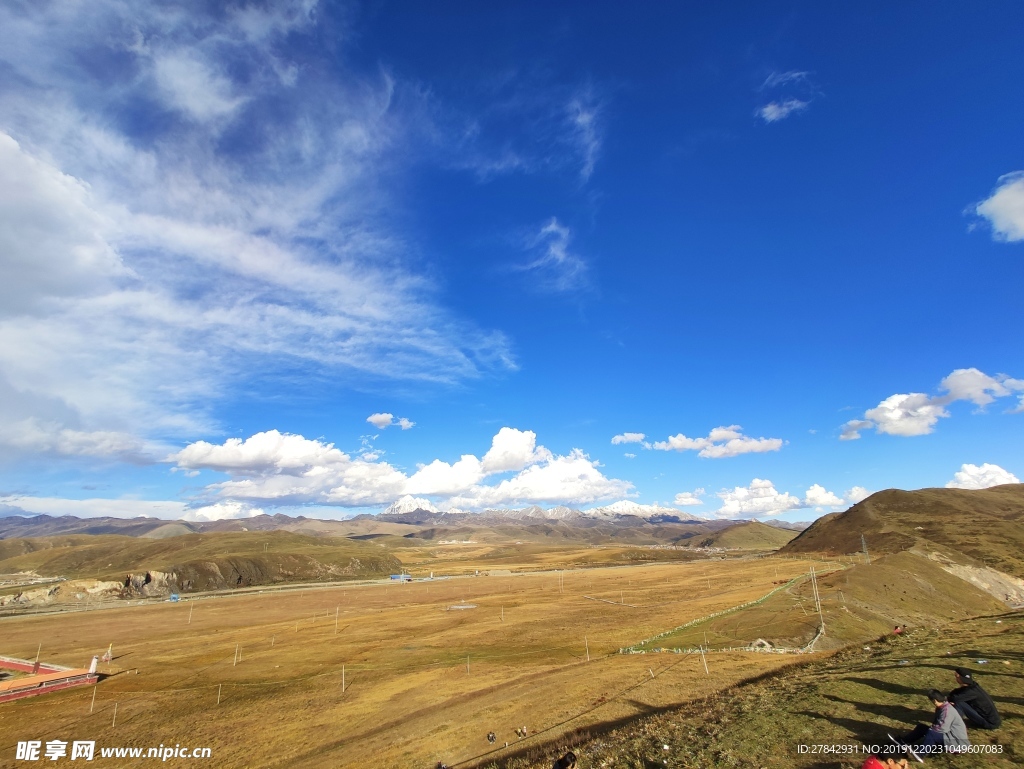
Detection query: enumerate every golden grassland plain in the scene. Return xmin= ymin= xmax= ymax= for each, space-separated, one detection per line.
xmin=0 ymin=557 xmax=827 ymax=769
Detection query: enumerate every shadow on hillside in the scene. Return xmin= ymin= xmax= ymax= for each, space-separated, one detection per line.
xmin=822 ymin=693 xmax=922 ymax=724
xmin=992 ymin=695 xmax=1024 ymax=707
xmin=853 ymin=661 xmax=1006 ymax=677
xmin=843 ymin=676 xmax=922 ymax=696
xmin=794 ymin=710 xmax=896 ymax=745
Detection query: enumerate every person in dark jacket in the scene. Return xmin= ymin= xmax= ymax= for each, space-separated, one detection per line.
xmin=552 ymin=752 xmax=577 ymax=769
xmin=948 ymin=667 xmax=1001 ymax=729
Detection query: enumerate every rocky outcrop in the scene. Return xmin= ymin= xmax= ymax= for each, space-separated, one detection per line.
xmin=123 ymin=570 xmax=177 ymax=597
xmin=0 ymin=579 xmax=125 ymax=608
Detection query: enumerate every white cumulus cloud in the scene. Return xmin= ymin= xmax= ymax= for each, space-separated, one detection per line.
xmin=446 ymin=450 xmax=631 ymax=510
xmin=650 ymin=425 xmax=784 ymax=458
xmin=865 ymin=393 xmax=950 ymax=437
xmin=973 ymin=171 xmax=1024 ymax=242
xmin=171 ymin=430 xmax=349 ymax=475
xmin=366 ymin=413 xmax=416 ymax=430
xmin=757 ymin=99 xmax=809 ymax=123
xmin=481 ymin=427 xmax=551 ymax=474
xmin=713 ymin=478 xmax=804 ymax=518
xmin=945 ymin=463 xmax=1020 ymax=490
xmin=170 ymin=426 xmax=630 ymax=511
xmin=611 ymin=432 xmax=646 ymax=445
xmin=845 ymin=486 xmax=871 ymax=504
xmin=839 ymin=368 xmax=1024 ymax=439
xmin=673 ymin=488 xmax=705 ymax=507
xmin=183 ymin=501 xmax=263 ymax=522
xmin=839 ymin=419 xmax=874 ymax=441
xmin=804 ymin=483 xmax=844 ymax=509
xmin=406 ymin=455 xmax=485 ymax=497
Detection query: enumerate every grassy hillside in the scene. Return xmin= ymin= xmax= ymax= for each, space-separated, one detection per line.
xmin=0 ymin=530 xmax=401 ymax=593
xmin=483 ymin=610 xmax=1024 ymax=769
xmin=688 ymin=520 xmax=799 ymax=550
xmin=630 ymin=550 xmax=1006 ymax=653
xmin=782 ymin=484 xmax=1024 ymax=578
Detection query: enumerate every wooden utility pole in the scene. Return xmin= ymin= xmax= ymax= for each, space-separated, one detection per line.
xmin=585 ymin=636 xmax=590 ymax=662
xmin=188 ymin=604 xmax=193 ymax=624
xmin=342 ymin=665 xmax=345 ymax=693
xmin=810 ymin=568 xmax=825 ymax=635
xmin=90 ymin=686 xmax=97 ymax=713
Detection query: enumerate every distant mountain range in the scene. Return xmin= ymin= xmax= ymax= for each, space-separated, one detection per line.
xmin=380 ymin=495 xmax=706 ymax=522
xmin=0 ymin=499 xmax=809 ymax=543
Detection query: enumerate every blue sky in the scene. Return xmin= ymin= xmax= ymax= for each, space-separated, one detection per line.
xmin=1 ymin=1 xmax=1022 ymax=522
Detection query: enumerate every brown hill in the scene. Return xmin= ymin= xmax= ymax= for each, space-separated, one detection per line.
xmin=0 ymin=530 xmax=401 ymax=595
xmin=687 ymin=520 xmax=799 ymax=550
xmin=781 ymin=483 xmax=1024 ymax=578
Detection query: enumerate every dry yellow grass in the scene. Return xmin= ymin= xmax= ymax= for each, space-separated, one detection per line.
xmin=0 ymin=557 xmax=826 ymax=768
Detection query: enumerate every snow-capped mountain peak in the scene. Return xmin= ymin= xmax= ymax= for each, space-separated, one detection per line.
xmin=382 ymin=495 xmax=438 ymax=515
xmin=585 ymin=500 xmax=704 ymax=521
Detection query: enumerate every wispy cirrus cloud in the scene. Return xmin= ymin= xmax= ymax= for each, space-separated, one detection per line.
xmin=840 ymin=368 xmax=1024 ymax=440
xmin=443 ymin=79 xmax=605 ymax=183
xmin=761 ymin=70 xmax=810 ymax=89
xmin=756 ymin=69 xmax=817 ymax=123
xmin=567 ymin=86 xmax=602 ymax=181
xmin=517 ymin=218 xmax=590 ymax=293
xmin=0 ymin=0 xmax=514 ymax=460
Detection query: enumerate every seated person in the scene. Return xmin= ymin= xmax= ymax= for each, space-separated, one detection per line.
xmin=862 ymin=756 xmax=908 ymax=769
xmin=900 ymin=689 xmax=970 ymax=754
xmin=948 ymin=667 xmax=1001 ymax=730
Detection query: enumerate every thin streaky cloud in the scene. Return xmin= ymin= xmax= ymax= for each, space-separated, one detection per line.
xmin=517 ymin=218 xmax=589 ymax=293
xmin=0 ymin=0 xmax=513 ymax=458
xmin=761 ymin=70 xmax=810 ymax=90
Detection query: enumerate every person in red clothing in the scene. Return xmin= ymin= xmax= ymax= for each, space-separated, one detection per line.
xmin=862 ymin=756 xmax=908 ymax=769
